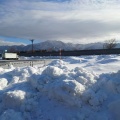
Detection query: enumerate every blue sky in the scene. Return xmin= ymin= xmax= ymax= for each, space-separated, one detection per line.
xmin=0 ymin=0 xmax=120 ymax=45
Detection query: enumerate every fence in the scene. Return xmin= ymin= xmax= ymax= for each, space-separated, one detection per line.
xmin=18 ymin=48 xmax=120 ymax=57
xmin=0 ymin=59 xmax=46 ymax=69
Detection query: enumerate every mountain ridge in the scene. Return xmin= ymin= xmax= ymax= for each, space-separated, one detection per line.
xmin=0 ymin=40 xmax=119 ymax=53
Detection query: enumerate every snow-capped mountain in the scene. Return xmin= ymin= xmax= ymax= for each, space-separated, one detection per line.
xmin=0 ymin=40 xmax=119 ymax=53
xmin=23 ymin=40 xmax=105 ymax=51
xmin=23 ymin=40 xmax=79 ymax=51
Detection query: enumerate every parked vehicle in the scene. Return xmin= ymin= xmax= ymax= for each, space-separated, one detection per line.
xmin=2 ymin=53 xmax=19 ymax=60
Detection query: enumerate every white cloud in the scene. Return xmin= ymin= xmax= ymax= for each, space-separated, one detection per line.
xmin=0 ymin=0 xmax=120 ymax=43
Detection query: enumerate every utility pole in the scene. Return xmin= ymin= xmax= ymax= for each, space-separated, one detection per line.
xmin=30 ymin=39 xmax=34 ymax=53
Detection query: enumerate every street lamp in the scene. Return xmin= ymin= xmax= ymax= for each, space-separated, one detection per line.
xmin=30 ymin=39 xmax=34 ymax=53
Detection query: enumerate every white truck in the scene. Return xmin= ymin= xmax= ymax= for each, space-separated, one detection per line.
xmin=2 ymin=53 xmax=19 ymax=60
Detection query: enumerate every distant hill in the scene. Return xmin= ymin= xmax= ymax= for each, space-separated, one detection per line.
xmin=0 ymin=40 xmax=119 ymax=53
xmin=19 ymin=40 xmax=103 ymax=51
xmin=0 ymin=39 xmax=25 ymax=53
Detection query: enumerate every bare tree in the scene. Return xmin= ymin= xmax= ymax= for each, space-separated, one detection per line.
xmin=103 ymin=39 xmax=117 ymax=49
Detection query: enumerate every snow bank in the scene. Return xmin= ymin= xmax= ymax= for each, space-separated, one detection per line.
xmin=42 ymin=66 xmax=63 ymax=79
xmin=2 ymin=90 xmax=26 ymax=110
xmin=0 ymin=109 xmax=23 ymax=120
xmin=30 ymin=65 xmax=98 ymax=107
xmin=30 ymin=59 xmax=120 ymax=119
xmin=0 ymin=78 xmax=8 ymax=90
xmin=64 ymin=57 xmax=81 ymax=63
xmin=109 ymin=100 xmax=120 ymax=120
xmin=99 ymin=70 xmax=120 ymax=94
xmin=0 ymin=56 xmax=120 ymax=119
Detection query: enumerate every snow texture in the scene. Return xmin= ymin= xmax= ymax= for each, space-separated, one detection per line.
xmin=0 ymin=55 xmax=120 ymax=119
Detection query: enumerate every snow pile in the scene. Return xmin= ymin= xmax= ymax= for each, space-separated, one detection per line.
xmin=0 ymin=109 xmax=23 ymax=120
xmin=100 ymin=70 xmax=120 ymax=94
xmin=0 ymin=78 xmax=8 ymax=90
xmin=42 ymin=66 xmax=63 ymax=78
xmin=108 ymin=100 xmax=120 ymax=120
xmin=30 ymin=65 xmax=98 ymax=108
xmin=2 ymin=90 xmax=26 ymax=110
xmin=0 ymin=66 xmax=40 ymax=120
xmin=0 ymin=56 xmax=120 ymax=119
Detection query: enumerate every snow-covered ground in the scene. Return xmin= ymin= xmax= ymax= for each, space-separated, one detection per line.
xmin=0 ymin=55 xmax=120 ymax=120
